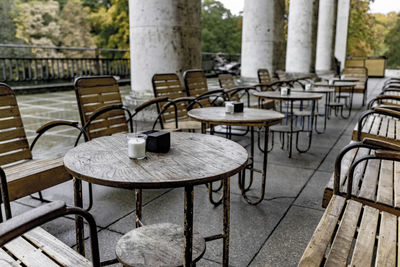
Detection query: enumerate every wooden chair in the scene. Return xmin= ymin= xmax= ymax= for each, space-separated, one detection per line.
xmin=342 ymin=67 xmax=368 ymax=106
xmin=0 ymin=198 xmax=100 ymax=266
xmin=0 ymin=83 xmax=84 ymax=219
xmin=152 ymin=73 xmax=202 ymax=131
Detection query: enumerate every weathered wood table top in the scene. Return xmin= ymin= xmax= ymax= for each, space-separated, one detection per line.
xmin=64 ymin=132 xmax=248 ymax=189
xmin=313 ymin=81 xmax=356 ymax=88
xmin=187 ymin=107 xmax=284 ymax=126
xmin=292 ymin=87 xmax=335 ymax=93
xmin=252 ymin=91 xmax=323 ymax=101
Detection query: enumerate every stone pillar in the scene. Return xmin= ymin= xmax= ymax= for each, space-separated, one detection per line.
xmin=128 ymin=0 xmax=202 ymax=106
xmin=315 ymin=0 xmax=338 ymax=74
xmin=285 ymin=0 xmax=319 ymax=74
xmin=240 ymin=0 xmax=285 ymax=81
xmin=334 ymin=0 xmax=351 ymax=70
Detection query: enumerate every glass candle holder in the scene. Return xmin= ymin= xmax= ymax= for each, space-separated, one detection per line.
xmin=127 ymin=133 xmax=147 ymax=160
xmin=281 ymin=87 xmax=288 ymax=96
xmin=225 ymin=101 xmax=234 ymax=114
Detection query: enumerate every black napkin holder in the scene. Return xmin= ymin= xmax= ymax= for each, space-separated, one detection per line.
xmin=141 ymin=130 xmax=170 ymax=153
xmin=232 ymin=102 xmax=244 ymax=112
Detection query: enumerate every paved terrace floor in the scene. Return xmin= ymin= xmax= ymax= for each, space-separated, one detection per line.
xmin=10 ymin=76 xmax=386 ymax=266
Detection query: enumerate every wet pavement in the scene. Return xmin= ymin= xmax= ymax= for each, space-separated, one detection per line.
xmin=10 ymin=77 xmax=386 ymax=266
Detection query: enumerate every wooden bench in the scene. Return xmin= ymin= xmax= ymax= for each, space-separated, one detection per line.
xmin=0 ymin=201 xmax=100 ymax=266
xmin=299 ymin=194 xmax=399 ymax=266
xmin=323 ymin=139 xmax=400 ymax=215
xmin=352 ymin=107 xmax=400 ymax=146
xmin=342 ymin=67 xmax=368 ymax=105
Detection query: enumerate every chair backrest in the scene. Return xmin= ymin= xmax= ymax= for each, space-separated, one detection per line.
xmin=0 ymin=84 xmax=32 ymax=166
xmin=258 ymin=69 xmax=272 ymax=84
xmin=74 ymin=76 xmax=128 ymax=140
xmin=218 ymin=74 xmax=240 ymax=102
xmin=342 ymin=67 xmax=368 ymax=90
xmin=152 ymin=73 xmax=188 ymax=127
xmin=183 ymin=69 xmax=210 ymax=107
xmin=275 ymin=70 xmax=287 ymax=81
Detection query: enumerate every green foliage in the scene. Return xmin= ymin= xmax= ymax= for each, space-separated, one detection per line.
xmin=90 ymin=0 xmax=129 ymax=58
xmin=347 ymin=0 xmax=377 ymax=57
xmin=384 ymin=14 xmax=400 ymax=68
xmin=201 ymin=0 xmax=242 ymax=53
xmin=59 ymin=0 xmax=95 ymax=57
xmin=372 ymin=12 xmax=397 ymax=56
xmin=13 ymin=0 xmax=62 ymax=57
xmin=0 ymin=0 xmax=30 ymax=57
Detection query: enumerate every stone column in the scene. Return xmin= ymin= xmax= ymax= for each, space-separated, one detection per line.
xmin=128 ymin=0 xmax=202 ymax=106
xmin=315 ymin=0 xmax=338 ymax=74
xmin=285 ymin=0 xmax=319 ymax=74
xmin=334 ymin=0 xmax=351 ymax=70
xmin=240 ymin=0 xmax=285 ymax=81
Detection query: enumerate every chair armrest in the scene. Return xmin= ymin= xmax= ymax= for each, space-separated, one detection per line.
xmin=0 ymin=201 xmax=100 ymax=266
xmin=368 ymin=95 xmax=400 ymax=109
xmin=375 ymin=150 xmax=400 ymax=160
xmin=31 ymin=120 xmax=86 ymax=151
xmin=373 ymin=107 xmax=400 ymax=119
xmin=362 ymin=137 xmax=400 ymax=151
xmin=356 ymin=108 xmax=400 ymax=141
xmin=36 ymin=120 xmax=79 ymax=134
xmin=134 ymin=97 xmax=168 ymax=113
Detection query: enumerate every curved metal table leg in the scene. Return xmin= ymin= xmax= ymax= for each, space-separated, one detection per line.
xmin=296 ymin=100 xmax=316 ymax=153
xmin=240 ymin=126 xmax=269 ymax=205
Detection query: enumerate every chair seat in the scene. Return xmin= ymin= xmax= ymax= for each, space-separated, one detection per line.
xmin=270 ymin=125 xmax=302 ymax=133
xmin=299 ymin=195 xmax=399 ymax=266
xmin=163 ymin=120 xmax=202 ymax=131
xmin=4 ymin=158 xmax=71 ymax=201
xmin=116 ymin=223 xmax=206 ymax=267
xmin=1 ymin=226 xmax=91 ymax=266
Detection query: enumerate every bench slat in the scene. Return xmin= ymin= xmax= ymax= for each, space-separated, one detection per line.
xmin=325 ymin=200 xmax=362 ymax=266
xmin=349 ymin=205 xmax=379 ymax=266
xmin=358 ymin=159 xmax=380 ymax=201
xmin=395 ymin=162 xmax=400 ymax=208
xmin=376 ymin=212 xmax=397 ymax=266
xmin=298 ymin=195 xmax=346 ymax=266
xmin=0 ymin=247 xmax=22 ymax=266
xmin=377 ymin=160 xmax=394 ymax=206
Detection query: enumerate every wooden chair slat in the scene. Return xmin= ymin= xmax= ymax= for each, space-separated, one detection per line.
xmin=0 ymin=139 xmax=30 ymax=155
xmin=0 ymin=149 xmax=32 ymax=166
xmin=358 ymin=158 xmax=380 ymax=201
xmin=0 ymin=117 xmax=23 ymax=130
xmin=80 ymin=92 xmax=121 ymax=105
xmin=0 ymin=107 xmax=20 ymax=119
xmin=0 ymin=95 xmax=17 ymax=106
xmin=370 ymin=115 xmax=381 ymax=136
xmin=89 ymin=125 xmax=128 ymax=139
xmin=324 ymin=200 xmax=363 ymax=266
xmin=375 ymin=212 xmax=397 ymax=266
xmin=376 ymin=160 xmax=394 ymax=206
xmin=0 ymin=128 xmax=27 ymax=143
xmin=0 ymin=247 xmax=22 ymax=266
xmin=378 ymin=116 xmax=389 ymax=138
xmin=394 ymin=162 xmax=400 ymax=208
xmin=298 ymin=195 xmax=346 ymax=266
xmin=4 ymin=236 xmax=59 ymax=267
xmin=387 ymin=118 xmax=395 ymax=139
xmin=88 ymin=117 xmax=127 ymax=132
xmin=24 ymin=227 xmax=92 ymax=267
xmin=78 ymin=84 xmax=119 ymax=96
xmin=349 ymin=205 xmax=379 ymax=266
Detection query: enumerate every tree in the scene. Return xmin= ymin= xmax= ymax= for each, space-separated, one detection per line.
xmin=59 ymin=0 xmax=95 ymax=57
xmin=0 ymin=0 xmax=30 ymax=57
xmin=372 ymin=12 xmax=397 ymax=56
xmin=347 ymin=0 xmax=377 ymax=57
xmin=384 ymin=14 xmax=400 ymax=68
xmin=13 ymin=0 xmax=62 ymax=57
xmin=201 ymin=0 xmax=242 ymax=54
xmin=90 ymin=0 xmax=129 ymax=58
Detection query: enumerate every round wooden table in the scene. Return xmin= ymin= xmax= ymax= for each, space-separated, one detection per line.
xmin=292 ymin=87 xmax=335 ymax=133
xmin=64 ymin=132 xmax=248 ymax=267
xmin=188 ymin=107 xmax=284 ymax=205
xmin=313 ymin=81 xmax=356 ymax=119
xmin=252 ymin=91 xmax=323 ymax=158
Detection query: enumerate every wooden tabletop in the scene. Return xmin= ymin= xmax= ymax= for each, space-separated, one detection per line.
xmin=313 ymin=82 xmax=356 ymax=87
xmin=187 ymin=107 xmax=284 ymax=126
xmin=292 ymin=87 xmax=335 ymax=93
xmin=64 ymin=132 xmax=248 ymax=189
xmin=252 ymin=91 xmax=323 ymax=101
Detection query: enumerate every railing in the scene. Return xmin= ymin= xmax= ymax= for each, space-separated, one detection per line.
xmin=0 ymin=57 xmax=130 ymax=82
xmin=0 ymin=44 xmax=241 ymax=86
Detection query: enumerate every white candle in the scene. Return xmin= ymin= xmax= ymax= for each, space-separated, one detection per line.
xmin=225 ymin=102 xmax=234 ymax=114
xmin=328 ymin=79 xmax=333 ymax=85
xmin=128 ymin=136 xmax=146 ymax=159
xmin=281 ymin=87 xmax=288 ymax=96
xmin=305 ymin=83 xmax=311 ymax=91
